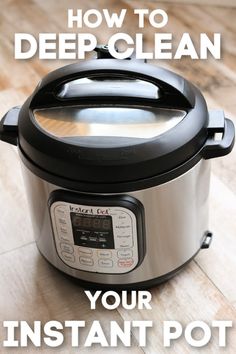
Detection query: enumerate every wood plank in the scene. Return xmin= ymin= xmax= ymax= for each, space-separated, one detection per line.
xmin=0 ymin=89 xmax=34 ymax=254
xmin=117 ymin=261 xmax=236 ymax=353
xmin=0 ymin=243 xmax=143 ymax=353
xmin=156 ymin=0 xmax=236 ymax=7
xmin=0 ymin=141 xmax=34 ymax=254
xmin=0 ymin=2 xmax=235 ymax=353
xmin=195 ymin=174 xmax=236 ymax=305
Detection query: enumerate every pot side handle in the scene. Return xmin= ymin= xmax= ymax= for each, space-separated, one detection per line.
xmin=202 ymin=110 xmax=235 ymax=159
xmin=0 ymin=107 xmax=20 ymax=146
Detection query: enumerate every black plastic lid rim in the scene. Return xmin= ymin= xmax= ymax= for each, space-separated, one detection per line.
xmin=18 ymin=138 xmax=206 ymax=193
xmin=17 ymin=60 xmax=210 ymax=185
xmin=0 ymin=58 xmax=234 ymax=192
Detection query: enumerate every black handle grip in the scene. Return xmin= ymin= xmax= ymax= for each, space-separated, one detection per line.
xmin=0 ymin=107 xmax=20 ymax=146
xmin=202 ymin=110 xmax=235 ymax=159
xmin=31 ymin=60 xmax=195 ymax=109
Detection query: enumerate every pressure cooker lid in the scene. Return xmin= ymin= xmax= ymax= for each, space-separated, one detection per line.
xmin=34 ymin=105 xmax=186 ymax=140
xmin=17 ymin=59 xmax=210 ymax=185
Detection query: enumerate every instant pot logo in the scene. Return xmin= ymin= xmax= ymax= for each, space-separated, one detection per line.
xmin=69 ymin=205 xmax=109 ymax=215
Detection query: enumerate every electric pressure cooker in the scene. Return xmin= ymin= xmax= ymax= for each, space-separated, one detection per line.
xmin=0 ymin=51 xmax=234 ymax=289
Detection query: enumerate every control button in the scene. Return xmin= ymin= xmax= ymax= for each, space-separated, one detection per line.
xmin=80 ymin=241 xmax=89 ymax=247
xmin=116 ymin=234 xmax=132 ymax=239
xmin=55 ymin=206 xmax=66 ymax=216
xmin=59 ymin=226 xmax=68 ymax=234
xmin=97 ymin=250 xmax=112 ymax=258
xmin=59 ymin=235 xmax=71 ymax=243
xmin=117 ymin=249 xmax=133 ymax=259
xmin=79 ymin=257 xmax=94 ymax=266
xmin=58 ymin=229 xmax=71 ymax=242
xmin=98 ymin=259 xmax=113 ymax=267
xmin=115 ymin=225 xmax=131 ymax=230
xmin=95 ymin=232 xmax=108 ymax=237
xmin=98 ymin=237 xmax=106 ymax=243
xmin=89 ymin=236 xmax=97 ymax=242
xmin=78 ymin=247 xmax=92 ymax=255
xmin=80 ymin=230 xmax=90 ymax=236
xmin=118 ymin=258 xmax=134 ymax=268
xmin=61 ymin=252 xmax=75 ymax=263
xmin=57 ymin=217 xmax=67 ymax=225
xmin=118 ymin=215 xmax=129 ymax=220
xmin=80 ymin=235 xmax=88 ymax=241
xmin=116 ymin=236 xmax=133 ymax=248
xmin=117 ymin=218 xmax=131 ymax=226
xmin=60 ymin=243 xmax=74 ymax=254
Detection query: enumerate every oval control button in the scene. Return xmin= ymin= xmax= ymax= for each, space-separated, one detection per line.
xmin=78 ymin=247 xmax=92 ymax=255
xmin=116 ymin=236 xmax=133 ymax=248
xmin=60 ymin=243 xmax=74 ymax=254
xmin=56 ymin=217 xmax=67 ymax=226
xmin=79 ymin=257 xmax=94 ymax=266
xmin=97 ymin=250 xmax=112 ymax=258
xmin=59 ymin=226 xmax=69 ymax=234
xmin=59 ymin=235 xmax=71 ymax=243
xmin=118 ymin=258 xmax=134 ymax=268
xmin=98 ymin=259 xmax=113 ymax=268
xmin=117 ymin=249 xmax=133 ymax=259
xmin=55 ymin=206 xmax=66 ymax=216
xmin=61 ymin=252 xmax=75 ymax=263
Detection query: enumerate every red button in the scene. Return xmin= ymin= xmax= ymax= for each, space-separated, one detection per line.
xmin=118 ymin=258 xmax=134 ymax=268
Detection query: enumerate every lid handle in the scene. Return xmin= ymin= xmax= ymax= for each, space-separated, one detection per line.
xmin=0 ymin=107 xmax=20 ymax=146
xmin=94 ymin=45 xmax=118 ymax=59
xmin=31 ymin=60 xmax=195 ymax=109
xmin=202 ymin=110 xmax=235 ymax=159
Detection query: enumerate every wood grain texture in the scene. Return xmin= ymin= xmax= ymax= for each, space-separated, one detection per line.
xmin=0 ymin=243 xmax=143 ymax=353
xmin=156 ymin=0 xmax=236 ymax=7
xmin=118 ymin=262 xmax=236 ymax=353
xmin=0 ymin=1 xmax=235 ymax=353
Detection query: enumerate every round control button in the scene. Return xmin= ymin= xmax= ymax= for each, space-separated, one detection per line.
xmin=61 ymin=252 xmax=75 ymax=263
xmin=97 ymin=250 xmax=112 ymax=259
xmin=60 ymin=243 xmax=74 ymax=254
xmin=117 ymin=249 xmax=133 ymax=259
xmin=98 ymin=259 xmax=113 ymax=268
xmin=118 ymin=258 xmax=134 ymax=268
xmin=78 ymin=247 xmax=93 ymax=256
xmin=79 ymin=257 xmax=94 ymax=266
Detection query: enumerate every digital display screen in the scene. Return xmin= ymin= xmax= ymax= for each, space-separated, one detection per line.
xmin=70 ymin=212 xmax=114 ymax=249
xmin=71 ymin=214 xmax=112 ymax=231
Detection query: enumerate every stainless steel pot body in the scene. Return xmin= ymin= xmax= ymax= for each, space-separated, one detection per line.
xmin=21 ymin=159 xmax=210 ymax=286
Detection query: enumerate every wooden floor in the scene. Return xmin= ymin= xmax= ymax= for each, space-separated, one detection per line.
xmin=0 ymin=0 xmax=236 ymax=353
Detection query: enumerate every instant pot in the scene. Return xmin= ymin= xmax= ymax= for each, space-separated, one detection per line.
xmin=0 ymin=51 xmax=234 ymax=289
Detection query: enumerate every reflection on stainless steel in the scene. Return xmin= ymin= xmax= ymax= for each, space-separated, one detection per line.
xmin=58 ymin=78 xmax=160 ymax=99
xmin=34 ymin=106 xmax=186 ymax=139
xmin=21 ymin=160 xmax=210 ymax=285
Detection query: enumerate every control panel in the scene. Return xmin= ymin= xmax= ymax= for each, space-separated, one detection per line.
xmin=49 ymin=191 xmax=145 ymax=274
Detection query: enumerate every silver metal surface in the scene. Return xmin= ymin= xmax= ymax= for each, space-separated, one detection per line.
xmin=58 ymin=78 xmax=161 ymax=99
xmin=20 ymin=159 xmax=210 ymax=285
xmin=33 ymin=106 xmax=186 ymax=139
